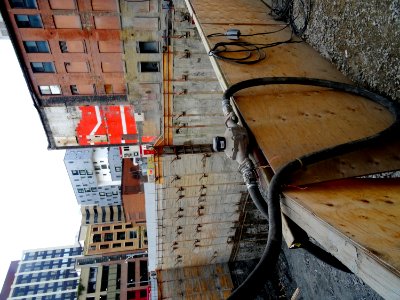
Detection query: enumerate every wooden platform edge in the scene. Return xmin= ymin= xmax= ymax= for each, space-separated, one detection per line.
xmin=281 ymin=195 xmax=400 ymax=299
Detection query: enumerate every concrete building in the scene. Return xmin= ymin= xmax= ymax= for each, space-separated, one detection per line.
xmin=81 ymin=204 xmax=125 ymax=225
xmin=76 ymin=254 xmax=149 ymax=300
xmin=84 ymin=222 xmax=147 ymax=256
xmin=64 ymin=147 xmax=122 ymax=206
xmin=8 ymin=246 xmax=82 ymax=300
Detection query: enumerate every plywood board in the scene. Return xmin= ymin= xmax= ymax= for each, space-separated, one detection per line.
xmin=187 ymin=0 xmax=400 ymax=182
xmin=283 ymin=178 xmax=400 ymax=299
xmin=186 ymin=0 xmax=400 ymax=298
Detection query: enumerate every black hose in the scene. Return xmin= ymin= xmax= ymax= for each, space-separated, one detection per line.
xmin=224 ymin=77 xmax=400 ymax=300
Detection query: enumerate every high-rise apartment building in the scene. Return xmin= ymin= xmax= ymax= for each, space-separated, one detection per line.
xmin=64 ymin=147 xmax=122 ymax=206
xmin=8 ymin=246 xmax=83 ymax=300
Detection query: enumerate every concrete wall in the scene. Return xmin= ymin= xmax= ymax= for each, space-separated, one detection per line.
xmin=158 ymin=263 xmax=233 ymax=300
xmin=170 ymin=0 xmax=226 ymax=145
xmin=155 ymin=152 xmax=247 ymax=270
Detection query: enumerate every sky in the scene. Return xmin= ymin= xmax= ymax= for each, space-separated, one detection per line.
xmin=0 ymin=40 xmax=81 ymax=286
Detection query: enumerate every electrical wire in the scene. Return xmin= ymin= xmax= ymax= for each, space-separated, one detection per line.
xmin=207 ymin=24 xmax=290 ymax=38
xmin=223 ymin=77 xmax=400 ymax=299
xmin=208 ymin=36 xmax=301 ymax=64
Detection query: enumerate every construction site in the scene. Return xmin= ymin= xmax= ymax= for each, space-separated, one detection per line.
xmin=1 ymin=0 xmax=399 ymax=299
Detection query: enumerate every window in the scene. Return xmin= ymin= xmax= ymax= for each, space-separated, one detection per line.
xmin=99 ymin=244 xmax=108 ymax=249
xmin=129 ymin=231 xmax=137 ymax=239
xmin=87 ymin=170 xmax=93 ymax=175
xmin=104 ymin=233 xmax=113 ymax=241
xmin=102 ymin=226 xmax=110 ymax=231
xmin=49 ymin=0 xmax=75 ymax=9
xmin=77 ymin=188 xmax=84 ymax=193
xmin=59 ymin=40 xmax=85 ymax=53
xmin=79 ymin=170 xmax=86 ymax=175
xmin=94 ymin=16 xmax=120 ymax=29
xmin=91 ymin=187 xmax=97 ymax=192
xmin=54 ymin=15 xmax=81 ymax=29
xmin=138 ymin=41 xmax=159 ymax=53
xmin=71 ymin=170 xmax=79 ymax=175
xmin=23 ymin=41 xmax=49 ymax=53
xmin=99 ymin=192 xmax=105 ymax=196
xmin=115 ymin=166 xmax=121 ymax=172
xmin=70 ymin=84 xmax=95 ymax=95
xmin=101 ymin=61 xmax=124 ymax=73
xmin=125 ymin=242 xmax=133 ymax=247
xmin=15 ymin=14 xmax=42 ymax=28
xmin=93 ymin=227 xmax=98 ymax=232
xmin=140 ymin=62 xmax=159 ymax=72
xmin=65 ymin=62 xmax=89 ymax=73
xmin=39 ymin=85 xmax=61 ymax=95
xmin=92 ymin=234 xmax=101 ymax=243
xmin=31 ymin=62 xmax=55 ymax=73
xmin=9 ymin=0 xmax=37 ymax=9
xmin=98 ymin=40 xmax=122 ymax=53
xmin=112 ymin=243 xmax=121 ymax=248
xmin=116 ymin=232 xmax=125 ymax=240
xmin=92 ymin=0 xmax=118 ymax=11
xmin=114 ymin=225 xmax=122 ymax=230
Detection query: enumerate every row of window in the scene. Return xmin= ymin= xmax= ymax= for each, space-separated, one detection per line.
xmin=16 ymin=269 xmax=77 ymax=284
xmin=20 ymin=259 xmax=75 ymax=272
xmin=89 ymin=241 xmax=136 ymax=251
xmin=10 ymin=0 xmax=118 ymax=12
xmin=37 ymin=60 xmax=158 ymax=95
xmin=15 ymin=13 xmax=120 ymax=30
xmin=92 ymin=230 xmax=138 ymax=243
xmin=24 ymin=40 xmax=158 ymax=54
xmin=85 ymin=206 xmax=122 ymax=224
xmin=92 ymin=223 xmax=134 ymax=232
xmin=77 ymin=189 xmax=119 ymax=197
xmin=22 ymin=248 xmax=82 ymax=261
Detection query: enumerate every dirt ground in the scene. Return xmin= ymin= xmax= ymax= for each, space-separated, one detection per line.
xmin=303 ymin=0 xmax=400 ymax=102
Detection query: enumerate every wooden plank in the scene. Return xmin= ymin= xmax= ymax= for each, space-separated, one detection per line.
xmin=289 ymin=137 xmax=400 ymax=185
xmin=187 ymin=0 xmax=400 ymax=182
xmin=282 ymin=178 xmax=400 ymax=299
xmin=186 ymin=0 xmax=400 ymax=298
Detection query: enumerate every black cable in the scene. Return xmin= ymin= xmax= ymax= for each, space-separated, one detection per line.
xmin=223 ymin=77 xmax=400 ymax=300
xmin=208 ymin=37 xmax=300 ymax=64
xmin=207 ymin=24 xmax=290 ymax=38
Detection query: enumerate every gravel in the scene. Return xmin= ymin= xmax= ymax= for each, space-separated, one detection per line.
xmin=303 ymin=0 xmax=400 ymax=102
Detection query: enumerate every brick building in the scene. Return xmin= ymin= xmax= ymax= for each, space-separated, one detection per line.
xmin=1 ymin=0 xmax=157 ymax=148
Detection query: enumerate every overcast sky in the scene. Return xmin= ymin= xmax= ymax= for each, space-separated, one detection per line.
xmin=0 ymin=40 xmax=81 ymax=286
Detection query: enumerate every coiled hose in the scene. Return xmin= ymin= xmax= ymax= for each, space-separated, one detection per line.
xmin=224 ymin=77 xmax=400 ymax=300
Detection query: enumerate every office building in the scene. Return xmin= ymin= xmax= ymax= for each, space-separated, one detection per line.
xmin=8 ymin=246 xmax=83 ymax=300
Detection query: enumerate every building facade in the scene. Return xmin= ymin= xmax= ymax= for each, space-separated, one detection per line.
xmin=64 ymin=147 xmax=122 ymax=206
xmin=8 ymin=246 xmax=83 ymax=300
xmin=81 ymin=204 xmax=125 ymax=225
xmin=84 ymin=222 xmax=147 ymax=256
xmin=76 ymin=254 xmax=149 ymax=300
xmin=1 ymin=0 xmax=156 ymax=148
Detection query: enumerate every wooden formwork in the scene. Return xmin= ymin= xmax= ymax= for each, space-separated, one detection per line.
xmin=184 ymin=0 xmax=400 ymax=298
